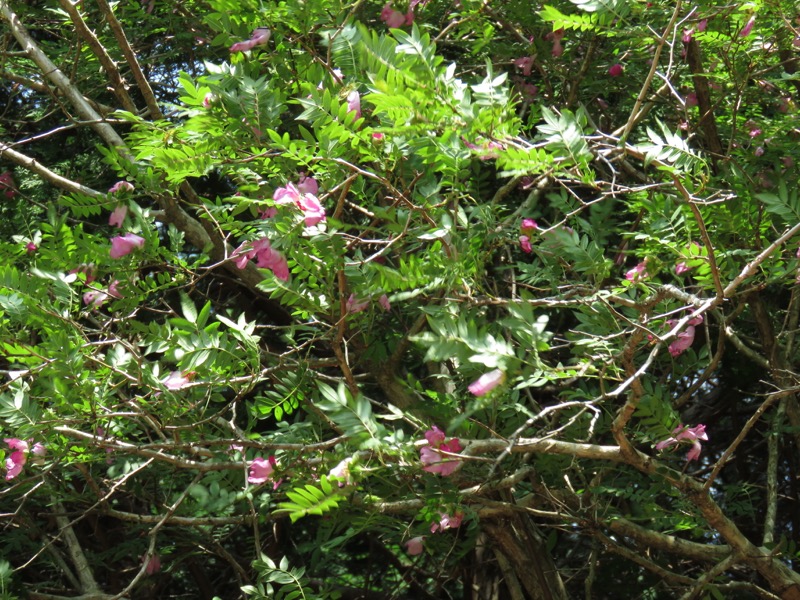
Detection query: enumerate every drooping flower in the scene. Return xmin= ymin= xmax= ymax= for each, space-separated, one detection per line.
xmin=739 ymin=16 xmax=755 ymax=38
xmin=162 ymin=371 xmax=192 ymax=391
xmin=655 ymin=424 xmax=708 ymax=461
xmin=83 ymin=290 xmax=109 ymax=308
xmin=0 ymin=171 xmax=16 ymax=199
xmin=248 ymin=456 xmax=279 ymax=487
xmin=143 ymin=553 xmax=161 ymax=576
xmin=25 ymin=242 xmax=37 ymax=254
xmin=273 ymin=182 xmax=326 ymax=226
xmin=675 ymin=261 xmax=690 ymax=275
xmin=233 ymin=238 xmax=290 ymax=281
xmin=4 ymin=439 xmax=44 ymax=480
xmin=430 ymin=511 xmax=464 ymax=533
xmin=296 ymin=173 xmax=319 ymax=196
xmin=667 ymin=315 xmax=703 ymax=357
xmin=346 ymin=90 xmax=362 ymax=120
xmin=108 ymin=280 xmax=123 ymax=299
xmin=230 ymin=27 xmax=271 ymax=53
xmin=378 ymin=294 xmax=392 ymax=311
xmin=546 ymin=28 xmax=565 ymax=57
xmin=468 ymin=369 xmax=505 ymax=396
xmin=109 ymin=233 xmax=145 ymax=259
xmin=346 ymin=294 xmax=370 ymax=314
xmin=380 ymin=2 xmax=413 ymax=27
xmin=513 ymin=56 xmax=535 ymax=76
xmin=685 ymin=92 xmax=698 ymax=108
xmin=745 ymin=120 xmax=762 ymax=137
xmin=420 ymin=426 xmax=463 ymax=476
xmin=329 ymin=457 xmax=354 ymax=486
xmin=608 ymin=63 xmax=624 ymax=77
xmin=108 ymin=181 xmax=134 ymax=194
xmin=697 ymin=19 xmax=708 ymax=32
xmin=519 ymin=235 xmax=533 ymax=254
xmin=625 ymin=261 xmax=649 ymax=282
xmin=405 ymin=536 xmax=425 ymax=556
xmin=109 ymin=205 xmax=128 ymax=228
xmin=521 ymin=218 xmax=538 ymax=234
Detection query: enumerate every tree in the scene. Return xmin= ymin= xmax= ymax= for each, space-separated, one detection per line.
xmin=2 ymin=0 xmax=800 ymax=598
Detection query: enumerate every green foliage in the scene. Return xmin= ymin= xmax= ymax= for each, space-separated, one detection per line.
xmin=274 ymin=476 xmax=346 ymax=523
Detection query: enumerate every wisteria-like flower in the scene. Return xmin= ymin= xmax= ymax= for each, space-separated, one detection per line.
xmin=608 ymin=63 xmax=624 ymax=77
xmin=430 ymin=511 xmax=463 ymax=533
xmin=468 ymin=369 xmax=505 ymax=397
xmin=513 ymin=56 xmax=534 ymax=76
xmin=380 ymin=2 xmax=414 ymax=27
xmin=230 ymin=27 xmax=271 ymax=53
xmin=83 ymin=290 xmax=109 ymax=308
xmin=144 ymin=553 xmax=161 ymax=576
xmin=274 ymin=182 xmax=326 ymax=226
xmin=625 ymin=261 xmax=648 ymax=282
xmin=685 ymin=92 xmax=698 ymax=108
xmin=655 ymin=424 xmax=708 ymax=461
xmin=25 ymin=242 xmax=37 ymax=254
xmin=248 ymin=456 xmax=279 ymax=487
xmin=233 ymin=238 xmax=290 ymax=281
xmin=674 ymin=261 xmax=690 ymax=275
xmin=420 ymin=426 xmax=463 ymax=476
xmin=667 ymin=315 xmax=703 ymax=357
xmin=519 ymin=235 xmax=533 ymax=254
xmin=378 ymin=294 xmax=392 ymax=311
xmin=162 ymin=371 xmax=192 ymax=391
xmin=405 ymin=536 xmax=425 ymax=556
xmin=108 ymin=181 xmax=134 ymax=194
xmin=0 ymin=171 xmax=16 ymax=199
xmin=109 ymin=233 xmax=145 ymax=259
xmin=109 ymin=205 xmax=127 ymax=228
xmin=346 ymin=294 xmax=370 ymax=314
xmin=4 ymin=438 xmax=44 ymax=480
xmin=329 ymin=457 xmax=354 ymax=486
xmin=546 ymin=28 xmax=565 ymax=57
xmin=346 ymin=90 xmax=362 ymax=120
xmin=296 ymin=173 xmax=319 ymax=196
xmin=739 ymin=16 xmax=755 ymax=38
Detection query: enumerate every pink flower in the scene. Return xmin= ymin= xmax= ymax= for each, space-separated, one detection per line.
xmin=519 ymin=235 xmax=533 ymax=253
xmin=274 ymin=182 xmax=326 ymax=226
xmin=468 ymin=369 xmax=505 ymax=396
xmin=675 ymin=261 xmax=690 ymax=275
xmin=144 ymin=554 xmax=161 ymax=576
xmin=546 ymin=28 xmax=565 ymax=57
xmin=230 ymin=27 xmax=271 ymax=53
xmin=162 ymin=371 xmax=192 ymax=391
xmin=517 ymin=82 xmax=538 ymax=100
xmin=329 ymin=457 xmax=354 ymax=485
xmin=25 ymin=242 xmax=37 ymax=254
xmin=108 ymin=280 xmax=123 ymax=299
xmin=108 ymin=181 xmax=134 ymax=194
xmin=405 ymin=536 xmax=425 ymax=555
xmin=683 ymin=29 xmax=694 ymax=43
xmin=378 ymin=294 xmax=392 ymax=311
xmin=109 ymin=233 xmax=145 ymax=259
xmin=259 ymin=207 xmax=278 ymax=219
xmin=83 ymin=290 xmax=109 ymax=308
xmin=685 ymin=92 xmax=698 ymax=108
xmin=667 ymin=314 xmax=702 ymax=357
xmin=739 ymin=16 xmax=755 ymax=38
xmin=4 ymin=439 xmax=44 ymax=480
xmin=431 ymin=511 xmax=463 ymax=533
xmin=248 ymin=456 xmax=278 ymax=486
xmin=754 ymin=146 xmax=765 ymax=157
xmin=202 ymin=93 xmax=215 ymax=108
xmin=109 ymin=205 xmax=127 ymax=228
xmin=512 ymin=56 xmax=534 ymax=76
xmin=380 ymin=2 xmax=413 ymax=27
xmin=608 ymin=63 xmax=624 ymax=77
xmin=521 ymin=218 xmax=538 ymax=235
xmin=697 ymin=19 xmax=708 ymax=32
xmin=625 ymin=261 xmax=648 ymax=282
xmin=346 ymin=90 xmax=362 ymax=120
xmin=0 ymin=171 xmax=16 ymax=198
xmin=656 ymin=424 xmax=708 ymax=461
xmin=233 ymin=238 xmax=290 ymax=281
xmin=346 ymin=294 xmax=370 ymax=314
xmin=746 ymin=121 xmax=762 ymax=137
xmin=372 ymin=132 xmax=385 ymax=141
xmin=296 ymin=174 xmax=319 ymax=196
xmin=420 ymin=426 xmax=463 ymax=476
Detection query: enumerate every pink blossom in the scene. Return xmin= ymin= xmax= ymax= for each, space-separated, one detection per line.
xmin=378 ymin=294 xmax=392 ymax=311
xmin=248 ymin=456 xmax=278 ymax=485
xmin=83 ymin=290 xmax=109 ymax=308
xmin=468 ymin=369 xmax=505 ymax=396
xmin=625 ymin=261 xmax=648 ymax=282
xmin=519 ymin=235 xmax=533 ymax=254
xmin=546 ymin=28 xmax=565 ymax=57
xmin=0 ymin=171 xmax=16 ymax=198
xmin=420 ymin=426 xmax=463 ymax=476
xmin=675 ymin=261 xmax=690 ymax=275
xmin=108 ymin=181 xmax=134 ymax=194
xmin=144 ymin=554 xmax=161 ymax=576
xmin=233 ymin=238 xmax=290 ymax=281
xmin=739 ymin=16 xmax=755 ymax=38
xmin=202 ymin=93 xmax=215 ymax=108
xmin=274 ymin=182 xmax=326 ymax=226
xmin=297 ymin=174 xmax=319 ymax=196
xmin=346 ymin=90 xmax=362 ymax=120
xmin=655 ymin=424 xmax=708 ymax=461
xmin=431 ymin=511 xmax=463 ymax=533
xmin=5 ymin=439 xmax=44 ymax=480
xmin=683 ymin=29 xmax=694 ymax=43
xmin=329 ymin=457 xmax=354 ymax=485
xmin=346 ymin=294 xmax=370 ymax=314
xmin=521 ymin=219 xmax=538 ymax=234
xmin=25 ymin=242 xmax=37 ymax=254
xmin=697 ymin=19 xmax=708 ymax=32
xmin=259 ymin=207 xmax=278 ymax=219
xmin=380 ymin=3 xmax=413 ymax=27
xmin=230 ymin=27 xmax=271 ymax=53
xmin=405 ymin=536 xmax=425 ymax=555
xmin=513 ymin=56 xmax=534 ymax=76
xmin=109 ymin=205 xmax=127 ymax=228
xmin=754 ymin=146 xmax=765 ymax=157
xmin=685 ymin=92 xmax=698 ymax=108
xmin=162 ymin=371 xmax=192 ymax=391
xmin=108 ymin=280 xmax=123 ymax=299
xmin=517 ymin=82 xmax=538 ymax=100
xmin=109 ymin=233 xmax=145 ymax=259
xmin=372 ymin=132 xmax=385 ymax=141
xmin=608 ymin=63 xmax=624 ymax=77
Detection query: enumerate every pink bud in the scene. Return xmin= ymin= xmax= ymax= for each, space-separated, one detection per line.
xmin=468 ymin=369 xmax=505 ymax=396
xmin=739 ymin=16 xmax=755 ymax=38
xmin=608 ymin=63 xmax=624 ymax=77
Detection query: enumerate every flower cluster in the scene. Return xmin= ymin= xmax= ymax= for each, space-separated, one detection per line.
xmin=404 ymin=510 xmax=464 ymax=555
xmin=162 ymin=371 xmax=193 ymax=391
xmin=83 ymin=280 xmax=123 ymax=309
xmin=230 ymin=27 xmax=271 ymax=53
xmin=108 ymin=181 xmax=134 ymax=194
xmin=0 ymin=171 xmax=17 ymax=199
xmin=273 ymin=180 xmax=326 ymax=226
xmin=667 ymin=314 xmax=703 ymax=357
xmin=346 ymin=293 xmax=391 ymax=314
xmin=5 ymin=438 xmax=45 ymax=480
xmin=519 ymin=218 xmax=538 ymax=254
xmin=110 ymin=233 xmax=145 ymax=259
xmin=625 ymin=261 xmax=648 ymax=282
xmin=655 ymin=424 xmax=708 ymax=461
xmin=419 ymin=425 xmax=462 ymax=476
xmin=233 ymin=238 xmax=290 ymax=281
xmin=380 ymin=2 xmax=414 ymax=27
